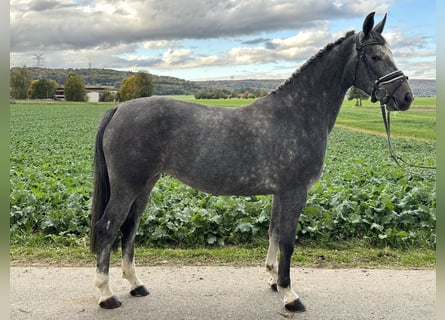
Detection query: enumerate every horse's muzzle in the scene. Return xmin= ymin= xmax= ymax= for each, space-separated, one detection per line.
xmin=385 ymin=92 xmax=412 ymax=111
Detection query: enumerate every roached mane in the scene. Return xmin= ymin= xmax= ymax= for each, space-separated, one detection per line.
xmin=273 ymin=30 xmax=356 ymax=93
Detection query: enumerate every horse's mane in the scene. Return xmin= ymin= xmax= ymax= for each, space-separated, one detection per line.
xmin=272 ymin=30 xmax=356 ymax=93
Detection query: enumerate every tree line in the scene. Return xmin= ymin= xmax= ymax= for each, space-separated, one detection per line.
xmin=10 ymin=67 xmax=88 ymax=101
xmin=10 ymin=67 xmax=154 ymax=102
xmin=11 ymin=67 xmax=368 ymax=104
xmin=15 ymin=67 xmax=204 ymax=96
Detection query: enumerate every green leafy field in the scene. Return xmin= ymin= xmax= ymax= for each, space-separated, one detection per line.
xmin=10 ymin=99 xmax=436 ymax=250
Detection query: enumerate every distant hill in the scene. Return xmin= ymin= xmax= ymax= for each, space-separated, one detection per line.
xmin=20 ymin=67 xmax=205 ymax=96
xmin=406 ymin=79 xmax=436 ymax=96
xmin=24 ymin=67 xmax=133 ymax=88
xmin=16 ymin=67 xmax=435 ymax=97
xmin=152 ymin=74 xmax=204 ymax=95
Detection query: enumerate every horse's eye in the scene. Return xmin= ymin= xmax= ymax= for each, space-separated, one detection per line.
xmin=372 ymin=55 xmax=382 ymax=61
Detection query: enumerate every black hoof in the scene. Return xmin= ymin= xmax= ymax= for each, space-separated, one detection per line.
xmin=270 ymin=283 xmax=278 ymax=292
xmin=99 ymin=295 xmax=122 ymax=309
xmin=130 ymin=285 xmax=149 ymax=297
xmin=285 ymin=298 xmax=306 ymax=312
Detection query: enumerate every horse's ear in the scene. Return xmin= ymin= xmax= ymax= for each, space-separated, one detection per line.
xmin=362 ymin=12 xmax=375 ymax=37
xmin=374 ymin=13 xmax=387 ymax=34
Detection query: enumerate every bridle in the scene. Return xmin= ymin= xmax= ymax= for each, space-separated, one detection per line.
xmin=354 ymin=32 xmax=408 ymax=108
xmin=353 ymin=32 xmax=436 ymax=171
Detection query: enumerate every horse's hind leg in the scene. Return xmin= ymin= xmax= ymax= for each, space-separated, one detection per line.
xmin=276 ymin=187 xmax=307 ymax=312
xmin=266 ymin=195 xmax=280 ymax=291
xmin=121 ymin=176 xmax=159 ymax=297
xmin=121 ymin=194 xmax=150 ymax=297
xmin=94 ymin=191 xmax=136 ymax=309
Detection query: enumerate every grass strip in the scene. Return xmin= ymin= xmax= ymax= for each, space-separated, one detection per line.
xmin=10 ymin=244 xmax=435 ymax=269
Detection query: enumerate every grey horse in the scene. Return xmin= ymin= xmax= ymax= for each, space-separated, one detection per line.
xmin=90 ymin=12 xmax=413 ymax=312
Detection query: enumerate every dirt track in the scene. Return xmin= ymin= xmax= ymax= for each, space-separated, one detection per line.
xmin=10 ymin=266 xmax=435 ymax=320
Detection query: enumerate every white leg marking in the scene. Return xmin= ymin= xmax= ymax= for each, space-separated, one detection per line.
xmin=265 ymin=236 xmax=279 ymax=287
xmin=122 ymin=257 xmax=143 ymax=290
xmin=278 ymin=285 xmax=299 ymax=305
xmin=95 ymin=272 xmax=114 ymax=303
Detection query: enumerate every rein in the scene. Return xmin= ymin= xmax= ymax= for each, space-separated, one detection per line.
xmin=381 ymin=105 xmax=436 ymax=170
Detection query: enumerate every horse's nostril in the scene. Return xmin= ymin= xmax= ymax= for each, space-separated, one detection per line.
xmin=404 ymin=92 xmax=413 ymax=104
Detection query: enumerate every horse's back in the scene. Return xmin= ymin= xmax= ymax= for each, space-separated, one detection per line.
xmin=102 ymin=96 xmax=280 ymax=194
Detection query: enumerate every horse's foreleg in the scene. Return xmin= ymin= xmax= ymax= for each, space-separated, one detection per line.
xmin=266 ymin=195 xmax=280 ymax=291
xmin=276 ymin=188 xmax=307 ymax=312
xmin=121 ymin=185 xmax=155 ymax=297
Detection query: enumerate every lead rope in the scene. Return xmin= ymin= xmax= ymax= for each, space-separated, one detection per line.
xmin=380 ymin=105 xmax=436 ymax=170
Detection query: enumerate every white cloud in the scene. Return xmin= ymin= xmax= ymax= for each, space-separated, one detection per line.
xmin=228 ymin=47 xmax=273 ymax=64
xmin=9 ymin=0 xmax=434 ymax=80
xmin=270 ymin=26 xmax=330 ymax=50
xmin=10 ymin=0 xmax=390 ymax=51
xmin=141 ymin=40 xmax=178 ymax=49
xmin=226 ymin=26 xmax=338 ymax=65
xmin=161 ymin=49 xmax=193 ymax=65
xmin=400 ymin=60 xmax=436 ymax=79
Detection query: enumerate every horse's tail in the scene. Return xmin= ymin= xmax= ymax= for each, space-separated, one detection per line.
xmin=90 ymin=107 xmax=118 ymax=254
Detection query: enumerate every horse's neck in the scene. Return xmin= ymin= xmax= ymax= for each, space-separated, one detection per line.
xmin=278 ymin=35 xmax=355 ymax=132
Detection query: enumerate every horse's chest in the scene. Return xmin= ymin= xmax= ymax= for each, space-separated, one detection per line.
xmin=279 ymin=135 xmax=327 ymax=186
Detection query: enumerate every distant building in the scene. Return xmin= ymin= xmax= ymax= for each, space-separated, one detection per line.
xmin=55 ymin=87 xmax=65 ymax=100
xmin=87 ymin=91 xmax=100 ymax=102
xmin=55 ymin=86 xmax=113 ymax=102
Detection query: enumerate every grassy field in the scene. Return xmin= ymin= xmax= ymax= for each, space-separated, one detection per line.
xmin=10 ymin=97 xmax=436 ymax=267
xmin=336 ymin=104 xmax=436 ymax=142
xmin=10 ymin=242 xmax=435 ymax=268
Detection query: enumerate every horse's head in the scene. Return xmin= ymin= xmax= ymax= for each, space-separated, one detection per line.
xmin=354 ymin=12 xmax=413 ymax=111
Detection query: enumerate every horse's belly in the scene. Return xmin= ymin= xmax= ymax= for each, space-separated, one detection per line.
xmin=163 ymin=141 xmax=325 ymax=196
xmin=164 ymin=165 xmax=277 ymax=196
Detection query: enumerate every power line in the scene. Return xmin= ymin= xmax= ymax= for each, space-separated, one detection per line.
xmin=32 ymin=53 xmax=45 ymax=78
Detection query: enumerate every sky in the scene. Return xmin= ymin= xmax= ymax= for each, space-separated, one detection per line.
xmin=10 ymin=0 xmax=436 ymax=81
